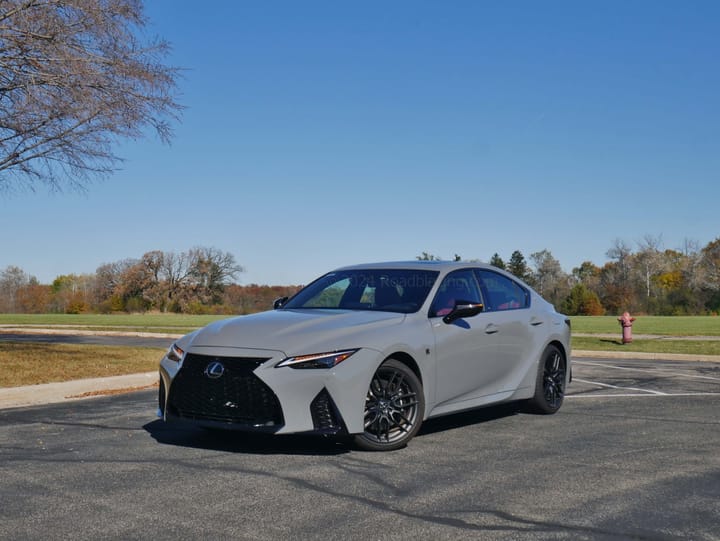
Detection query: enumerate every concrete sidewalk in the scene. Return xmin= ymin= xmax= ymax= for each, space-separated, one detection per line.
xmin=0 ymin=372 xmax=158 ymax=410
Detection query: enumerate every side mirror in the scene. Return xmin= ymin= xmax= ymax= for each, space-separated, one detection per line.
xmin=443 ymin=301 xmax=484 ymax=324
xmin=273 ymin=296 xmax=289 ymax=309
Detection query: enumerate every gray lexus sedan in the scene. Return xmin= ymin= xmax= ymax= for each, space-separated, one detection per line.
xmin=158 ymin=261 xmax=571 ymax=451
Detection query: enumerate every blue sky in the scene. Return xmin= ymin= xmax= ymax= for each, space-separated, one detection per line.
xmin=1 ymin=1 xmax=719 ymax=286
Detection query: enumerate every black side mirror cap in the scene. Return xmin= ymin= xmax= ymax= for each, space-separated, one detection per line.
xmin=443 ymin=302 xmax=484 ymax=324
xmin=273 ymin=296 xmax=289 ymax=309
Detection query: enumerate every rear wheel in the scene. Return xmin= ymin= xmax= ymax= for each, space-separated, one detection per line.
xmin=527 ymin=345 xmax=566 ymax=414
xmin=353 ymin=359 xmax=424 ymax=451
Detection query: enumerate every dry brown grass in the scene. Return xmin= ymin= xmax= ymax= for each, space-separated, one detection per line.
xmin=0 ymin=343 xmax=164 ymax=387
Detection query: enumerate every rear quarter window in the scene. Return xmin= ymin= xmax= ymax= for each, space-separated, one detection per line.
xmin=475 ymin=269 xmax=529 ymax=311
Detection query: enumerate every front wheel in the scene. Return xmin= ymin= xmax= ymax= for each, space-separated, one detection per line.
xmin=353 ymin=359 xmax=425 ymax=451
xmin=527 ymin=345 xmax=566 ymax=414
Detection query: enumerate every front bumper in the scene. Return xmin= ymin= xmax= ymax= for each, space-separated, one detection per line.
xmin=159 ymin=346 xmax=380 ymax=435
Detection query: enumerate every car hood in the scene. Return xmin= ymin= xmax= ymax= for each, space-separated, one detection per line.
xmin=186 ymin=309 xmax=405 ymax=355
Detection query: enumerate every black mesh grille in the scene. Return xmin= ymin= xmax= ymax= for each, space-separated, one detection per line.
xmin=167 ymin=354 xmax=284 ymax=428
xmin=310 ymin=388 xmax=345 ymax=434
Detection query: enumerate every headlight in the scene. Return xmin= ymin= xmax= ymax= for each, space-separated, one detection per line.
xmin=166 ymin=343 xmax=185 ymax=363
xmin=276 ymin=349 xmax=358 ymax=369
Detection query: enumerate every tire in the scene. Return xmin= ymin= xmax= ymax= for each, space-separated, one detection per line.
xmin=527 ymin=345 xmax=566 ymax=414
xmin=353 ymin=359 xmax=425 ymax=451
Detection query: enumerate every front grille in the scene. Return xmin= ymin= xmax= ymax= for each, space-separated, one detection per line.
xmin=167 ymin=354 xmax=284 ymax=429
xmin=310 ymin=388 xmax=345 ymax=434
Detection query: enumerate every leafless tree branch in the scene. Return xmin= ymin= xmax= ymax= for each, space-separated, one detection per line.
xmin=0 ymin=0 xmax=182 ymax=193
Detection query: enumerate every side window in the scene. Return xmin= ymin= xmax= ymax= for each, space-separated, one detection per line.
xmin=475 ymin=270 xmax=529 ymax=311
xmin=429 ymin=270 xmax=483 ymax=318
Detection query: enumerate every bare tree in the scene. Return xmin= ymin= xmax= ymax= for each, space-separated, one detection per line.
xmin=0 ymin=0 xmax=181 ymax=193
xmin=190 ymin=246 xmax=244 ymax=303
xmin=530 ymin=249 xmax=570 ymax=307
xmin=0 ymin=264 xmax=30 ymax=312
xmin=634 ymin=234 xmax=665 ymax=302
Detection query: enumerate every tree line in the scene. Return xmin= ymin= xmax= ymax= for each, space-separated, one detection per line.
xmin=422 ymin=236 xmax=720 ymax=316
xmin=0 ymin=247 xmax=300 ymax=315
xmin=484 ymin=236 xmax=720 ymax=316
xmin=1 ymin=237 xmax=719 ymax=315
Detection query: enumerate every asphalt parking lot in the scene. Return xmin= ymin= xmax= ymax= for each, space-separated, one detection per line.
xmin=1 ymin=356 xmax=718 ymax=541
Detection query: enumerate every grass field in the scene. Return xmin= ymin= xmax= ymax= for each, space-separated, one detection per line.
xmin=0 ymin=314 xmax=720 ymax=336
xmin=570 ymin=315 xmax=720 ymax=336
xmin=1 ymin=313 xmax=719 ymax=388
xmin=0 ymin=343 xmax=164 ymax=387
xmin=2 ymin=313 xmax=718 ymax=336
xmin=571 ymin=336 xmax=720 ymax=356
xmin=0 ymin=313 xmax=225 ymax=334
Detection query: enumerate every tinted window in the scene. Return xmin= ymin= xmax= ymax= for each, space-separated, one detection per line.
xmin=429 ymin=269 xmax=483 ymax=317
xmin=475 ymin=269 xmax=529 ymax=311
xmin=283 ymin=269 xmax=439 ymax=313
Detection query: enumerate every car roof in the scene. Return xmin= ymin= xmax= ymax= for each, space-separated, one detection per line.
xmin=335 ymin=260 xmax=496 ymax=272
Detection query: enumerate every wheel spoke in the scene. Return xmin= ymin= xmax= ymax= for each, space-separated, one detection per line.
xmin=542 ymin=353 xmax=565 ymax=408
xmin=361 ymin=364 xmax=421 ymax=445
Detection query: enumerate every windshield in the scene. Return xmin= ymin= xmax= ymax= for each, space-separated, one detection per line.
xmin=283 ymin=269 xmax=439 ymax=313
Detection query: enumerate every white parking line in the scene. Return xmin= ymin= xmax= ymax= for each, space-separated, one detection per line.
xmin=573 ymin=360 xmax=720 ymax=382
xmin=568 ymin=392 xmax=720 ymax=398
xmin=572 ymin=377 xmax=668 ymax=395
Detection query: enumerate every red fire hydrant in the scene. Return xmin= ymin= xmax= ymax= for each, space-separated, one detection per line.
xmin=618 ymin=311 xmax=635 ymax=344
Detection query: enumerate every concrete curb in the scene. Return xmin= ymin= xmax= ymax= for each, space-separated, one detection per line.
xmin=572 ymin=349 xmax=720 ymax=362
xmin=0 ymin=372 xmax=158 ymax=410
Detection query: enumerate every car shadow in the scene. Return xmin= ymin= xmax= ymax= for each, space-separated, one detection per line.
xmin=145 ymin=402 xmax=523 ymax=455
xmin=143 ymin=419 xmax=351 ymax=456
xmin=417 ymin=402 xmax=521 ymax=437
xmin=601 ymin=339 xmax=624 ymax=345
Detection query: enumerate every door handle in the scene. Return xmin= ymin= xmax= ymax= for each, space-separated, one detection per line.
xmin=485 ymin=324 xmax=499 ymax=334
xmin=530 ymin=319 xmax=543 ymax=327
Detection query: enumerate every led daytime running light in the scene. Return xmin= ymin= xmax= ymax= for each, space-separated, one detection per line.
xmin=277 ymin=349 xmax=358 ymax=369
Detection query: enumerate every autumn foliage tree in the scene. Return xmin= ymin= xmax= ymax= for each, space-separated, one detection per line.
xmin=0 ymin=0 xmax=181 ymax=192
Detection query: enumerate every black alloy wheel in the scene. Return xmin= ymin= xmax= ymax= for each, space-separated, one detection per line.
xmin=528 ymin=345 xmax=566 ymax=414
xmin=354 ymin=359 xmax=425 ymax=451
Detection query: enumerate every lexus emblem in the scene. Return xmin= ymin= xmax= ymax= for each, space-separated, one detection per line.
xmin=204 ymin=361 xmax=225 ymax=379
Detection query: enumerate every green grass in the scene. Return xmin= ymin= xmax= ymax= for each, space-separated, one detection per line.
xmin=572 ymin=336 xmax=720 ymax=356
xmin=3 ymin=313 xmax=719 ymax=337
xmin=0 ymin=313 xmax=227 ymax=334
xmin=570 ymin=316 xmax=720 ymax=336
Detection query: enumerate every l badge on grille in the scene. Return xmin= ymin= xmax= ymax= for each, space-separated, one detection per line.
xmin=204 ymin=361 xmax=225 ymax=379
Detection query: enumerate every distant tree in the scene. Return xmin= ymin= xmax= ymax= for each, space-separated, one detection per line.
xmin=697 ymin=238 xmax=720 ymax=312
xmin=95 ymin=258 xmax=139 ymax=312
xmin=602 ymin=239 xmax=635 ymax=312
xmin=507 ymin=250 xmax=532 ymax=284
xmin=562 ymin=284 xmax=604 ymax=316
xmin=416 ymin=252 xmax=441 ymax=261
xmin=530 ymin=250 xmax=570 ymax=307
xmin=0 ymin=265 xmax=30 ymax=312
xmin=223 ymin=284 xmax=302 ymax=315
xmin=634 ymin=234 xmax=666 ymax=310
xmin=572 ymin=261 xmax=601 ymax=286
xmin=50 ymin=273 xmax=94 ymax=313
xmin=16 ymin=279 xmax=52 ymax=313
xmin=489 ymin=253 xmax=506 ymax=270
xmin=0 ymin=0 xmax=181 ymax=193
xmin=190 ymin=246 xmax=244 ymax=304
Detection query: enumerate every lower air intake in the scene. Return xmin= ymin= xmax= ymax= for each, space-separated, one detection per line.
xmin=310 ymin=388 xmax=346 ymax=434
